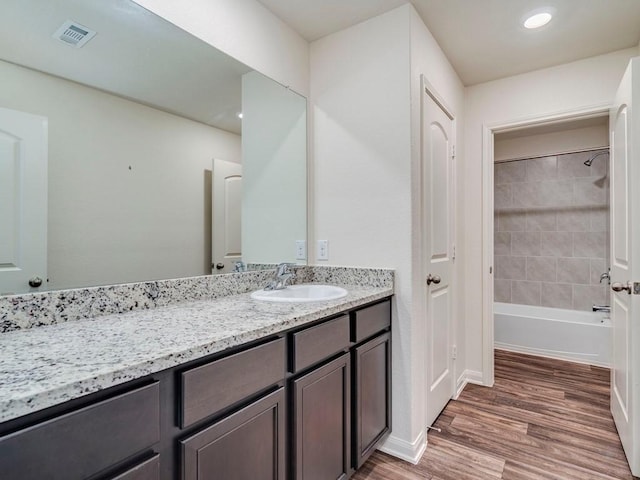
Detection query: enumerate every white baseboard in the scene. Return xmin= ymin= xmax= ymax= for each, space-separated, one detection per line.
xmin=494 ymin=343 xmax=610 ymax=368
xmin=454 ymin=369 xmax=485 ymax=399
xmin=378 ymin=430 xmax=427 ymax=465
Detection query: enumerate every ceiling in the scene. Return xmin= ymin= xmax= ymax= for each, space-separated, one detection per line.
xmin=256 ymin=0 xmax=640 ymax=85
xmin=0 ymin=0 xmax=251 ymax=133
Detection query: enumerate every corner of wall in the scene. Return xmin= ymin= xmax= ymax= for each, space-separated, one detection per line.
xmin=378 ymin=430 xmax=427 ymax=465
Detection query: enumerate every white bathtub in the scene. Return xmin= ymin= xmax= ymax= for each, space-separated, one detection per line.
xmin=494 ymin=302 xmax=611 ymax=367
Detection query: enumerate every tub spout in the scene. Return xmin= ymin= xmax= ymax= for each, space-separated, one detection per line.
xmin=593 ymin=305 xmax=610 ymax=313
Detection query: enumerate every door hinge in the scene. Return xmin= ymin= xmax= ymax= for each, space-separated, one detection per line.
xmin=451 ymin=345 xmax=457 ymax=360
xmin=634 ymin=282 xmax=640 ymax=295
xmin=451 ymin=145 xmax=456 ymax=159
xmin=452 ymin=244 xmax=456 ymax=261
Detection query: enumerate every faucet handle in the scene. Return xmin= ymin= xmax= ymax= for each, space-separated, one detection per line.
xmin=276 ymin=262 xmax=296 ymax=274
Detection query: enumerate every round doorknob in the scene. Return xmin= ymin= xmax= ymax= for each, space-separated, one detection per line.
xmin=215 ymin=263 xmax=225 ymax=270
xmin=611 ymin=281 xmax=631 ymax=294
xmin=28 ymin=276 xmax=43 ymax=288
xmin=426 ymin=274 xmax=441 ymax=286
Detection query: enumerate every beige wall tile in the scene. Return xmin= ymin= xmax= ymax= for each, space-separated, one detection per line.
xmin=573 ymin=285 xmax=609 ymax=310
xmin=495 ymin=255 xmax=526 ymax=280
xmin=526 ymin=156 xmax=557 ymax=181
xmin=495 ymin=162 xmax=526 ymax=185
xmin=497 ymin=211 xmax=525 ymax=232
xmin=557 ymin=257 xmax=591 ymax=284
xmin=512 ymin=280 xmax=541 ymax=306
xmin=526 ymin=256 xmax=556 ymax=282
xmin=573 ymin=232 xmax=606 ymax=258
xmin=590 ymin=206 xmax=609 ymax=232
xmin=540 ymin=231 xmax=573 ymax=257
xmin=573 ymin=177 xmax=607 ymax=205
xmin=512 ymin=182 xmax=540 ymax=208
xmin=494 ymin=232 xmax=511 ymax=255
xmin=495 ymin=183 xmax=513 ymax=208
xmin=540 ymin=179 xmax=573 ymax=207
xmin=512 ymin=232 xmax=541 ymax=256
xmin=541 ymin=282 xmax=573 ymax=309
xmin=556 ymin=207 xmax=590 ymax=232
xmin=526 ymin=210 xmax=556 ymax=231
xmin=494 ymin=279 xmax=511 ymax=303
xmin=590 ymin=258 xmax=607 ymax=285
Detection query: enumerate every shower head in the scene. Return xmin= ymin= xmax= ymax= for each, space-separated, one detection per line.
xmin=584 ymin=150 xmax=609 ymax=166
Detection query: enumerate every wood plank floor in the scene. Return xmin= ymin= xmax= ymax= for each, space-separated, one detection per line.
xmin=353 ymin=350 xmax=637 ymax=480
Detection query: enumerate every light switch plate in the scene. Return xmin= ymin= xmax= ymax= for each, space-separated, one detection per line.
xmin=295 ymin=240 xmax=306 ymax=260
xmin=317 ymin=240 xmax=329 ymax=261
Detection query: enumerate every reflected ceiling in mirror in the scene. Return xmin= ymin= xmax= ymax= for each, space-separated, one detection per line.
xmin=0 ymin=0 xmax=307 ymax=296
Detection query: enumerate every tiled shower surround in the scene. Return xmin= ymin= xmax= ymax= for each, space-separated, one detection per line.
xmin=494 ymin=149 xmax=610 ymax=311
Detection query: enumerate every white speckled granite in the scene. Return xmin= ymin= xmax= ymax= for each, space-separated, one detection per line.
xmin=0 ymin=266 xmax=392 ymax=333
xmin=0 ymin=268 xmax=393 ymax=423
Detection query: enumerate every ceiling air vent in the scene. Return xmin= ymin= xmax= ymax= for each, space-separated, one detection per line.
xmin=52 ymin=20 xmax=96 ymax=48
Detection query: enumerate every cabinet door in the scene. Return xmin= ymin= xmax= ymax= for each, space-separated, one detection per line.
xmin=353 ymin=333 xmax=391 ymax=468
xmin=180 ymin=388 xmax=285 ymax=480
xmin=292 ymin=353 xmax=350 ymax=480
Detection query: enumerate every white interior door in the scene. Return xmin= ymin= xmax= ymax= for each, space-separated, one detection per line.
xmin=0 ymin=107 xmax=47 ymax=295
xmin=610 ymin=57 xmax=639 ymax=476
xmin=422 ymin=77 xmax=456 ymax=428
xmin=212 ymin=158 xmax=242 ymax=274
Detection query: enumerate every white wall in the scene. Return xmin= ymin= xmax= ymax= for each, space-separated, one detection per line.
xmin=311 ymin=4 xmax=465 ymax=462
xmin=133 ymin=0 xmax=309 ymax=97
xmin=495 ymin=124 xmax=609 ymax=161
xmin=463 ymin=48 xmax=638 ymax=377
xmin=0 ymin=59 xmax=240 ymax=290
xmin=241 ymin=71 xmax=307 ymax=263
xmin=311 ymin=4 xmax=414 ymax=455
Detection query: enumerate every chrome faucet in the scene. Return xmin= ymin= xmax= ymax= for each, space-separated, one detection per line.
xmin=264 ymin=263 xmax=296 ymax=290
xmin=593 ymin=305 xmax=610 ymax=313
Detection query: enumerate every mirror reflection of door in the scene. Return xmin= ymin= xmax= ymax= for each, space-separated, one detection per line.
xmin=212 ymin=158 xmax=242 ymax=274
xmin=0 ymin=107 xmax=47 ymax=295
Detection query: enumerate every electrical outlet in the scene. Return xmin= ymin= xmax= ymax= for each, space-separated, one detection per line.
xmin=295 ymin=240 xmax=306 ymax=260
xmin=317 ymin=240 xmax=329 ymax=261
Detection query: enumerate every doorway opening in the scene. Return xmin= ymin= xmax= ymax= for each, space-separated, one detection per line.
xmin=480 ymin=107 xmax=610 ymax=386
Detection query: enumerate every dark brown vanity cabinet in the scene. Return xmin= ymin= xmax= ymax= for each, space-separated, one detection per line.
xmin=0 ymin=297 xmax=392 ymax=480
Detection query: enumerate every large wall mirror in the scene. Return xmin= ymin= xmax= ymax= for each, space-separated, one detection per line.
xmin=0 ymin=0 xmax=307 ymax=295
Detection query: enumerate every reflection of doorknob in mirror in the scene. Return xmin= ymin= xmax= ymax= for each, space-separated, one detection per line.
xmin=215 ymin=263 xmax=225 ymax=270
xmin=29 ymin=276 xmax=43 ymax=288
xmin=611 ymin=281 xmax=631 ymax=294
xmin=426 ymin=274 xmax=441 ymax=286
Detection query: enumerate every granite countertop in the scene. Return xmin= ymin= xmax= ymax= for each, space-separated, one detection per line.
xmin=0 ymin=283 xmax=392 ymax=423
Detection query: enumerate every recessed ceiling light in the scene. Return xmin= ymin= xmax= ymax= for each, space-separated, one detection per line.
xmin=523 ymin=11 xmax=553 ymax=29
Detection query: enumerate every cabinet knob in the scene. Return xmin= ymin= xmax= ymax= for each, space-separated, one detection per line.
xmin=215 ymin=263 xmax=225 ymax=270
xmin=28 ymin=276 xmax=43 ymax=288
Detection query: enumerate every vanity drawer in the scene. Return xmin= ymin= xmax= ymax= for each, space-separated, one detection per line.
xmin=352 ymin=300 xmax=391 ymax=343
xmin=110 ymin=454 xmax=160 ymax=480
xmin=0 ymin=382 xmax=160 ymax=480
xmin=292 ymin=314 xmax=350 ymax=372
xmin=181 ymin=337 xmax=286 ymax=428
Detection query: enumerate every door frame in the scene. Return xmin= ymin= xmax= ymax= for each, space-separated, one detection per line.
xmin=421 ymin=75 xmax=458 ymax=426
xmin=480 ymin=104 xmax=611 ymax=386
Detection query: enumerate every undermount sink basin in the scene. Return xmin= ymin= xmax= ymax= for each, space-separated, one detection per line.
xmin=250 ymin=284 xmax=348 ymax=303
